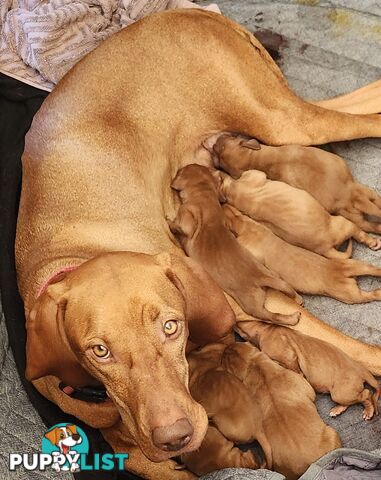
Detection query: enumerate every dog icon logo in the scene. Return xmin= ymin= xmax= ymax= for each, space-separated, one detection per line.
xmin=42 ymin=423 xmax=89 ymax=472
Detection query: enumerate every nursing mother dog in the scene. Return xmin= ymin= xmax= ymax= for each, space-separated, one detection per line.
xmin=16 ymin=9 xmax=381 ymax=480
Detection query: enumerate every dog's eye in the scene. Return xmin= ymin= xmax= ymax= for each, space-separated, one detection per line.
xmin=164 ymin=320 xmax=178 ymax=336
xmin=60 ymin=433 xmax=65 ymax=439
xmin=92 ymin=345 xmax=110 ymax=358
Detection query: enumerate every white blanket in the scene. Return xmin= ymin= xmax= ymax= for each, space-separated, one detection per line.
xmin=0 ymin=0 xmax=219 ymax=91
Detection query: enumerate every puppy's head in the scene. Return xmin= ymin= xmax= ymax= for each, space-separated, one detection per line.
xmin=213 ymin=135 xmax=261 ymax=179
xmin=187 ymin=343 xmax=227 ymax=387
xmin=222 ymin=342 xmax=259 ymax=382
xmin=172 ymin=164 xmax=225 ymax=203
xmin=26 ymin=252 xmax=235 ymax=462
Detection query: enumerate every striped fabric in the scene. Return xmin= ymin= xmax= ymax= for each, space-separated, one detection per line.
xmin=0 ymin=0 xmax=219 ymax=91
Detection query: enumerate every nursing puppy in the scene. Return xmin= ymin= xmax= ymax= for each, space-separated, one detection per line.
xmin=169 ymin=164 xmax=302 ymax=325
xmin=223 ymin=205 xmax=381 ymax=304
xmin=213 ymin=134 xmax=381 ymax=235
xmin=219 ymin=170 xmax=381 ymax=258
xmin=237 ymin=321 xmax=381 ymax=421
xmin=182 ymin=342 xmax=341 ymax=480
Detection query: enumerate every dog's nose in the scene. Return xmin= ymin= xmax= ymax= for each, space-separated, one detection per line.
xmin=72 ymin=434 xmax=80 ymax=441
xmin=152 ymin=418 xmax=193 ymax=452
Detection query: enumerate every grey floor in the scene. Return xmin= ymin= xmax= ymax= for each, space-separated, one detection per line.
xmin=1 ymin=0 xmax=380 ymax=478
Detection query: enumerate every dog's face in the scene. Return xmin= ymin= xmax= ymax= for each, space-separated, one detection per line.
xmin=45 ymin=425 xmax=82 ymax=454
xmin=172 ymin=164 xmax=225 ymax=203
xmin=213 ymin=135 xmax=261 ymax=179
xmin=26 ymin=252 xmax=235 ymax=461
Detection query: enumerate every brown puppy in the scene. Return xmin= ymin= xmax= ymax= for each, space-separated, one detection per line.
xmin=169 ymin=164 xmax=302 ymax=325
xmin=220 ymin=169 xmax=381 ymax=258
xmin=182 ymin=342 xmax=341 ymax=479
xmin=223 ymin=205 xmax=381 ymax=304
xmin=213 ymin=134 xmax=381 ymax=234
xmin=237 ymin=321 xmax=381 ymax=421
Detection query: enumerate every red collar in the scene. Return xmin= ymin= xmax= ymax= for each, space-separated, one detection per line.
xmin=36 ymin=265 xmax=79 ymax=299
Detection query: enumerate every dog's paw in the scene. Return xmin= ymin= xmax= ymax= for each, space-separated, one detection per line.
xmin=51 ymin=463 xmax=61 ymax=472
xmin=295 ymin=293 xmax=304 ymax=306
xmin=329 ymin=405 xmax=348 ymax=418
xmin=363 ymin=404 xmax=375 ymax=421
xmin=369 ymin=237 xmax=381 ymax=250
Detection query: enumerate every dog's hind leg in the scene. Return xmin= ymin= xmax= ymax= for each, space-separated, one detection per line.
xmin=344 ymin=260 xmax=381 ymax=278
xmin=311 ymin=80 xmax=381 ymax=115
xmin=204 ymin=14 xmax=381 ymax=145
xmin=339 ymin=210 xmax=381 ymax=235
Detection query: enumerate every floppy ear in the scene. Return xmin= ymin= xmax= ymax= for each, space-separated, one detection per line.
xmin=25 ymin=277 xmax=95 ymax=386
xmin=171 ymin=169 xmax=186 ymax=191
xmin=156 ymin=253 xmax=235 ymax=345
xmin=44 ymin=427 xmax=60 ymax=446
xmin=240 ymin=138 xmax=261 ymax=150
xmin=168 ymin=207 xmax=197 ymax=238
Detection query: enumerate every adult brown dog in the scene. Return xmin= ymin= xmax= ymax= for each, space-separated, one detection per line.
xmin=15 ymin=8 xmax=381 ymax=479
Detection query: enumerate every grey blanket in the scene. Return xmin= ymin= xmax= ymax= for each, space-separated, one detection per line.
xmin=1 ymin=0 xmax=380 ymax=478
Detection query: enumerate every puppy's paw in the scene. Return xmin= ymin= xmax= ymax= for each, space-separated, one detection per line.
xmin=289 ymin=311 xmax=301 ymax=326
xmin=363 ymin=404 xmax=375 ymax=421
xmin=329 ymin=405 xmax=348 ymax=417
xmin=295 ymin=293 xmax=304 ymax=306
xmin=370 ymin=238 xmax=381 ymax=250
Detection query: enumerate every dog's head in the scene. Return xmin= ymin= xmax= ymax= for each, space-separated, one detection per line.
xmin=45 ymin=425 xmax=82 ymax=453
xmin=26 ymin=252 xmax=235 ymax=461
xmin=171 ymin=164 xmax=225 ymax=202
xmin=213 ymin=135 xmax=261 ymax=179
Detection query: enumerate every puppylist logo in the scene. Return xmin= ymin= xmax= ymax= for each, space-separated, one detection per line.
xmin=9 ymin=423 xmax=128 ymax=473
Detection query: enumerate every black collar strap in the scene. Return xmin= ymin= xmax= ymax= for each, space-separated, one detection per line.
xmin=59 ymin=382 xmax=108 ymax=403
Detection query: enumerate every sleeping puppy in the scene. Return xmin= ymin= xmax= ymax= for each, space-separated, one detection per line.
xmin=212 ymin=134 xmax=381 ymax=235
xmin=219 ymin=169 xmax=381 ymax=258
xmin=168 ymin=164 xmax=302 ymax=326
xmin=237 ymin=321 xmax=381 ymax=421
xmin=182 ymin=342 xmax=341 ymax=480
xmin=223 ymin=204 xmax=381 ymax=304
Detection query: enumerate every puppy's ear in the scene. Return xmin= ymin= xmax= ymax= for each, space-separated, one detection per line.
xmin=156 ymin=253 xmax=235 ymax=345
xmin=169 ymin=208 xmax=197 ymax=238
xmin=240 ymin=138 xmax=261 ymax=151
xmin=171 ymin=169 xmax=185 ymax=191
xmin=25 ymin=277 xmax=94 ymax=386
xmin=44 ymin=427 xmax=59 ymax=446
